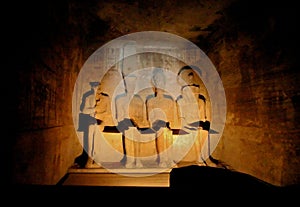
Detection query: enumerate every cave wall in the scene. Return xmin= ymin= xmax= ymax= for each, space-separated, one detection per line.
xmin=13 ymin=0 xmax=299 ymax=186
xmin=207 ymin=1 xmax=300 ymax=186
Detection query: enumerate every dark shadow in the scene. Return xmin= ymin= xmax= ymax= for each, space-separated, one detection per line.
xmin=207 ymin=155 xmax=231 ymax=169
xmin=170 ymin=165 xmax=282 ymax=199
xmin=56 ymin=173 xmax=69 ymax=186
xmin=177 ymin=65 xmax=202 ymax=77
xmin=116 ymin=118 xmax=138 ymax=164
xmin=73 ymin=82 xmax=99 ymax=168
xmin=188 ymin=120 xmax=210 ymax=131
xmin=74 ymin=114 xmax=96 ymax=168
xmin=151 ymin=119 xmax=170 ymax=131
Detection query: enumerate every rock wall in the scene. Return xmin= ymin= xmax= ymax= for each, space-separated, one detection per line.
xmin=13 ymin=0 xmax=299 ymax=186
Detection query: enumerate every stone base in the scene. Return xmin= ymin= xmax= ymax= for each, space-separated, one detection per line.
xmin=59 ymin=160 xmax=207 ymax=187
xmin=61 ymin=166 xmax=171 ymax=187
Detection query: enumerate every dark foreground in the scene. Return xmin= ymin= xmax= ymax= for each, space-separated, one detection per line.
xmin=8 ymin=165 xmax=299 ymax=205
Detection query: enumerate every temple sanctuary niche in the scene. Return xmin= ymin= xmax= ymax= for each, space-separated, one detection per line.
xmin=73 ymin=50 xmax=212 ymax=170
xmin=14 ymin=2 xmax=300 ymax=188
xmin=71 ymin=30 xmax=220 ymax=172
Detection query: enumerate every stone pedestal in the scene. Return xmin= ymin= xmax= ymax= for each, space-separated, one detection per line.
xmin=61 ymin=167 xmax=171 ymax=187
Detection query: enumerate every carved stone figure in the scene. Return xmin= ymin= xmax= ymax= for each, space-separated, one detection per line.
xmin=176 ymin=65 xmax=211 ymax=164
xmin=76 ymin=82 xmax=102 ymax=168
xmin=115 ymin=74 xmax=147 ymax=168
xmin=146 ymin=68 xmax=177 ymax=168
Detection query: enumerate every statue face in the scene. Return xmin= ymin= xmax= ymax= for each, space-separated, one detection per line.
xmin=124 ymin=75 xmax=137 ymax=94
xmin=152 ymin=69 xmax=166 ymax=89
xmin=178 ymin=69 xmax=195 ymax=86
xmin=153 ymin=74 xmax=164 ymax=88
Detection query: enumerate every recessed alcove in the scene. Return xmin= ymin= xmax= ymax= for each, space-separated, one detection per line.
xmin=12 ymin=0 xmax=300 ymax=198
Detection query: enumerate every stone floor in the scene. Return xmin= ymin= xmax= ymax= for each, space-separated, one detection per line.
xmin=60 ymin=160 xmax=207 ymax=187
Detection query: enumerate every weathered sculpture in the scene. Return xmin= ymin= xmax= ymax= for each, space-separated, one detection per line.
xmin=71 ymin=33 xmax=223 ymax=173
xmin=176 ymin=65 xmax=211 ymax=164
xmin=75 ymin=82 xmax=102 ymax=168
xmin=115 ymin=74 xmax=147 ymax=168
xmin=146 ymin=68 xmax=177 ymax=167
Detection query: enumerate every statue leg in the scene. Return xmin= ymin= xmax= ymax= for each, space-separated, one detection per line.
xmin=92 ymin=125 xmax=102 ymax=167
xmin=135 ymin=129 xmax=144 ymax=168
xmin=135 ymin=140 xmax=143 ymax=168
xmin=157 ymin=129 xmax=168 ymax=168
xmin=165 ymin=128 xmax=177 ymax=167
xmin=85 ymin=124 xmax=102 ymax=168
xmin=124 ymin=128 xmax=135 ymax=168
xmin=199 ymin=129 xmax=209 ymax=165
xmin=194 ymin=131 xmax=201 ymax=164
xmin=120 ymin=135 xmax=127 ymax=164
xmin=194 ymin=129 xmax=207 ymax=166
xmin=85 ymin=124 xmax=95 ymax=168
xmin=125 ymin=139 xmax=135 ymax=168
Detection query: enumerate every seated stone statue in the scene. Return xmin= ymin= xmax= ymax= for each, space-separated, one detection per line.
xmin=146 ymin=68 xmax=177 ymax=168
xmin=115 ymin=74 xmax=147 ymax=168
xmin=176 ymin=65 xmax=211 ymax=165
xmin=75 ymin=82 xmax=103 ymax=168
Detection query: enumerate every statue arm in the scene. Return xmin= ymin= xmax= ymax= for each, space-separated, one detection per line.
xmin=95 ymin=96 xmax=110 ymax=120
xmin=115 ymin=98 xmax=125 ymax=122
xmin=82 ymin=96 xmax=96 ymax=115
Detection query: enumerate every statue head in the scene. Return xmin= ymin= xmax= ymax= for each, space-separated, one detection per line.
xmin=124 ymin=74 xmax=137 ymax=94
xmin=151 ymin=68 xmax=166 ymax=90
